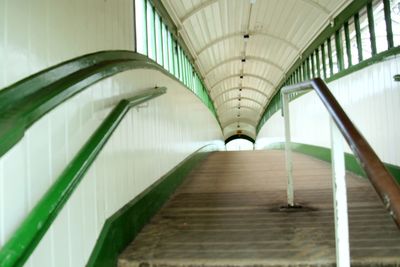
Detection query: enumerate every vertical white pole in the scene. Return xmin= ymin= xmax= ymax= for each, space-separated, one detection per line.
xmin=282 ymin=93 xmax=294 ymax=206
xmin=330 ymin=118 xmax=350 ymax=267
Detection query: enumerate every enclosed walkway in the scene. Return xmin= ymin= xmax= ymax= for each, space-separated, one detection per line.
xmin=119 ymin=150 xmax=400 ymax=267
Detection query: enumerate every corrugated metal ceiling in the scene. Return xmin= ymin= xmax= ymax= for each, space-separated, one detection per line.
xmin=162 ymin=0 xmax=352 ymax=139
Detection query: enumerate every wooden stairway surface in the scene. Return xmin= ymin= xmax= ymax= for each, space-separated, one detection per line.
xmin=119 ymin=150 xmax=400 ymax=267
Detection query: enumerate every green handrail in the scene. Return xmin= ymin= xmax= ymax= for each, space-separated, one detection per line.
xmin=0 ymin=51 xmax=217 ymax=158
xmin=0 ymin=87 xmax=167 ymax=267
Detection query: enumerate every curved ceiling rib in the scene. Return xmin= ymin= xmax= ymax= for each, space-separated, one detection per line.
xmin=215 ymin=97 xmax=264 ymax=110
xmin=179 ymin=0 xmax=328 ymax=25
xmin=221 ymin=119 xmax=258 ymax=129
xmin=301 ymin=0 xmax=330 ymax=14
xmin=180 ymin=0 xmax=219 ymax=24
xmin=218 ymin=105 xmax=260 ymax=118
xmin=224 ymin=120 xmax=255 ymax=129
xmin=204 ymin=56 xmax=284 ymax=77
xmin=212 ymin=87 xmax=269 ymax=100
xmin=223 ymin=123 xmax=255 ymax=133
xmin=196 ymin=32 xmax=300 ymax=57
xmin=210 ymin=73 xmax=274 ymax=90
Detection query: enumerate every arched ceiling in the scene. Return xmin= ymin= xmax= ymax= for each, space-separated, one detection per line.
xmin=162 ymin=0 xmax=351 ymax=138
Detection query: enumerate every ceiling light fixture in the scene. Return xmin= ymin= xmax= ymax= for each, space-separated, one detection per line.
xmin=243 ymin=34 xmax=250 ymax=42
xmin=240 ymin=75 xmax=244 ymax=79
xmin=241 ymin=58 xmax=246 ymax=63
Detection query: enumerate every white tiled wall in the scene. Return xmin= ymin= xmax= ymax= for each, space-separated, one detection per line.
xmin=0 ymin=0 xmax=224 ymax=265
xmin=256 ymin=55 xmax=400 ymax=167
xmin=0 ymin=69 xmax=224 ymax=266
xmin=0 ymin=0 xmax=134 ymax=90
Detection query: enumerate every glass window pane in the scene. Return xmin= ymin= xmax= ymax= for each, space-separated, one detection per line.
xmin=173 ymin=41 xmax=179 ymax=78
xmin=373 ymin=0 xmax=388 ymax=53
xmin=348 ymin=18 xmax=360 ymax=65
xmin=168 ymin=32 xmax=174 ymax=73
xmin=331 ymin=35 xmax=339 ymax=74
xmin=325 ymin=40 xmax=332 ymax=77
xmin=391 ymin=0 xmax=400 ymax=46
xmin=162 ymin=23 xmax=169 ymax=70
xmin=341 ymin=27 xmax=349 ymax=69
xmin=155 ymin=12 xmax=163 ymax=65
xmin=146 ymin=1 xmax=156 ymax=60
xmin=360 ymin=7 xmax=373 ymax=59
xmin=135 ymin=0 xmax=147 ymax=55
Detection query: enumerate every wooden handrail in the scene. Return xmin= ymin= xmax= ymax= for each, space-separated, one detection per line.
xmin=282 ymin=78 xmax=400 ymax=227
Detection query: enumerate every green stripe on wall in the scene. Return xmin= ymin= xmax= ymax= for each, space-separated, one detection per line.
xmin=264 ymin=142 xmax=400 ymax=185
xmin=86 ymin=144 xmax=217 ymax=267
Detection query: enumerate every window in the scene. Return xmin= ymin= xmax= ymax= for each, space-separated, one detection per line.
xmin=348 ymin=18 xmax=360 ymax=65
xmin=135 ymin=0 xmax=147 ymax=55
xmin=360 ymin=7 xmax=373 ymax=59
xmin=391 ymin=0 xmax=400 ymax=46
xmin=162 ymin=23 xmax=169 ymax=71
xmin=155 ymin=12 xmax=163 ymax=65
xmin=373 ymin=0 xmax=388 ymax=53
xmin=146 ymin=1 xmax=156 ymax=60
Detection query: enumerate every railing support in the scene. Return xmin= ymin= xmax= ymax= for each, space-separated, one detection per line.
xmin=330 ymin=118 xmax=350 ymax=267
xmin=282 ymin=92 xmax=295 ymax=206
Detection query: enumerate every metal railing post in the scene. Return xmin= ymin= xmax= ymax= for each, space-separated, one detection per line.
xmin=282 ymin=92 xmax=295 ymax=206
xmin=330 ymin=118 xmax=350 ymax=267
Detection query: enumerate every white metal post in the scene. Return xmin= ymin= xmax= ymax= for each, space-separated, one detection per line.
xmin=330 ymin=118 xmax=350 ymax=267
xmin=282 ymin=93 xmax=294 ymax=206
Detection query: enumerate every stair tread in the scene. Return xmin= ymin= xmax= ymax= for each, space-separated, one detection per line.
xmin=118 ymin=151 xmax=400 ymax=267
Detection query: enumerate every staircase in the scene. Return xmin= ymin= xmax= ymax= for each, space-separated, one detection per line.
xmin=119 ymin=150 xmax=400 ymax=267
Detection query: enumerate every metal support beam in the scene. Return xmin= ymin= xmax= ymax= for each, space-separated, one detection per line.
xmin=330 ymin=118 xmax=351 ymax=267
xmin=281 ymin=92 xmax=294 ymax=206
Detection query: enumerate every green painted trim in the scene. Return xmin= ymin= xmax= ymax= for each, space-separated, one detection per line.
xmin=0 ymin=88 xmax=167 ymax=267
xmin=263 ymin=142 xmax=400 ymax=185
xmin=383 ymin=0 xmax=394 ymax=49
xmin=256 ymin=45 xmax=400 ymax=133
xmin=335 ymin=29 xmax=344 ymax=71
xmin=315 ymin=49 xmax=320 ymax=78
xmin=86 ymin=144 xmax=217 ymax=267
xmin=327 ymin=37 xmax=334 ymax=76
xmin=0 ymin=51 xmax=218 ymax=158
xmin=325 ymin=46 xmax=400 ymax=83
xmin=321 ymin=44 xmax=327 ymax=79
xmin=354 ymin=13 xmax=364 ymax=62
xmin=367 ymin=1 xmax=377 ymax=56
xmin=256 ymin=0 xmax=372 ymax=131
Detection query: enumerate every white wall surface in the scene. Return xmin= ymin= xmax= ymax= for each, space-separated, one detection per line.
xmin=0 ymin=68 xmax=224 ymax=266
xmin=0 ymin=0 xmax=224 ymax=266
xmin=256 ymin=55 xmax=400 ymax=167
xmin=0 ymin=0 xmax=134 ymax=90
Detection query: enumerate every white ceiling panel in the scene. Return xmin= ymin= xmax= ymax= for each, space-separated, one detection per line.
xmin=163 ymin=0 xmax=351 ymax=139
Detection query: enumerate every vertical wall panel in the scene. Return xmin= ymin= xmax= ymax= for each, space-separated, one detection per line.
xmin=256 ymin=55 xmax=400 ymax=167
xmin=1 ymin=141 xmax=28 ymax=243
xmin=0 ymin=1 xmax=223 ymax=266
xmin=5 ymin=0 xmax=29 ymax=85
xmin=0 ymin=0 xmax=134 ymax=90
